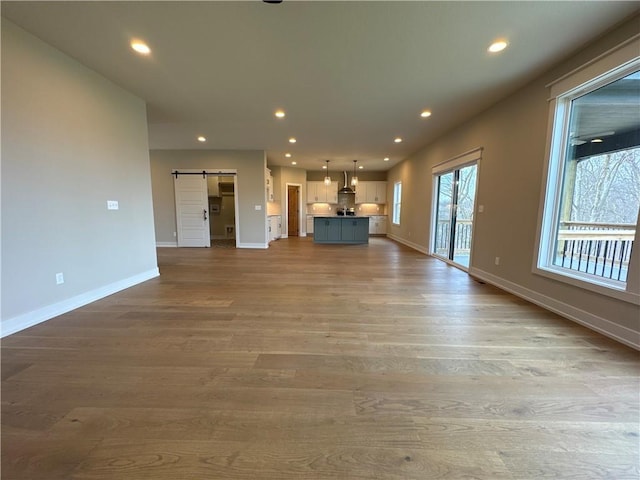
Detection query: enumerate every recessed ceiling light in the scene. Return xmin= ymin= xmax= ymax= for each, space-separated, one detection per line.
xmin=358 ymin=165 xmax=364 ymax=169
xmin=289 ymin=137 xmax=297 ymax=143
xmin=394 ymin=137 xmax=403 ymax=143
xmin=131 ymin=40 xmax=151 ymax=55
xmin=322 ymin=165 xmax=327 ymax=169
xmin=488 ymin=40 xmax=508 ymax=53
xmin=420 ymin=110 xmax=432 ymax=118
xmin=291 ymin=161 xmax=297 ymax=165
xmin=285 ymin=153 xmax=292 ymax=158
xmin=197 ymin=136 xmax=206 ymax=142
xmin=275 ymin=110 xmax=285 ymax=118
xmin=591 ymin=138 xmax=603 ymax=143
xmin=383 ymin=157 xmax=390 ymax=162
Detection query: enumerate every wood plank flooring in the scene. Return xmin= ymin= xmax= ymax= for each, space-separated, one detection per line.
xmin=2 ymin=237 xmax=639 ymax=479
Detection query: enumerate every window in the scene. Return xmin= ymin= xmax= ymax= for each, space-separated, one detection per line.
xmin=392 ymin=181 xmax=402 ymax=225
xmin=537 ymin=45 xmax=639 ymax=300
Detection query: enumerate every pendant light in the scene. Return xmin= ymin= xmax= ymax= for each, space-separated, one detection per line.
xmin=324 ymin=160 xmax=331 ymax=186
xmin=351 ymin=159 xmax=359 ymax=187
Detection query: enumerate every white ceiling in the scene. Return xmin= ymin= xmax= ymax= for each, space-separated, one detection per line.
xmin=2 ymin=1 xmax=638 ymax=172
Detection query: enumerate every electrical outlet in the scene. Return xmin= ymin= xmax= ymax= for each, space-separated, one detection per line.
xmin=495 ymin=257 xmax=500 ymax=266
xmin=56 ymin=272 xmax=64 ymax=284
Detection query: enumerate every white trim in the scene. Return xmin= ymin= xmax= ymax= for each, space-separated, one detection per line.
xmin=469 ymin=267 xmax=640 ymax=351
xmin=432 ymin=147 xmax=483 ymax=174
xmin=547 ymin=35 xmax=640 ymax=95
xmin=534 ymin=265 xmax=640 ymax=306
xmin=430 ymin=157 xmax=481 ymax=271
xmin=392 ymin=181 xmax=402 ymax=225
xmin=237 ymin=242 xmax=268 ymax=249
xmin=535 ymin=53 xmax=640 ymax=302
xmin=1 ymin=268 xmax=160 ymax=338
xmin=387 ymin=233 xmax=428 ymax=255
xmin=156 ymin=241 xmax=178 ymax=247
xmin=285 ymin=182 xmax=304 ymax=237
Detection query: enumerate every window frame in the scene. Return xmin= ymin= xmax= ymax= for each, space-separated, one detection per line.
xmin=392 ymin=181 xmax=402 ymax=225
xmin=429 ymin=147 xmax=482 ymax=268
xmin=534 ymin=42 xmax=640 ymax=305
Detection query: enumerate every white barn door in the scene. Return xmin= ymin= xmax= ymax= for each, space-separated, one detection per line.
xmin=174 ymin=174 xmax=210 ymax=247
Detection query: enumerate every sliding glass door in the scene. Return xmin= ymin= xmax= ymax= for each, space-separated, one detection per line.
xmin=434 ymin=163 xmax=477 ymax=268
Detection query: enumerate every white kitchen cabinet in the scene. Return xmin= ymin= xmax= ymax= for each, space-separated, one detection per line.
xmin=355 ymin=181 xmax=387 ymax=204
xmin=268 ymin=215 xmax=281 ymax=242
xmin=306 ymin=215 xmax=314 ymax=234
xmin=266 ymin=169 xmax=274 ymax=202
xmin=306 ymin=181 xmax=338 ymax=204
xmin=368 ymin=215 xmax=387 ymax=235
xmin=326 ymin=181 xmax=338 ymax=204
xmin=306 ymin=182 xmax=321 ymax=203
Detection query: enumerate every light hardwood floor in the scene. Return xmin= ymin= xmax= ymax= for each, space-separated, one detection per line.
xmin=2 ymin=237 xmax=639 ymax=479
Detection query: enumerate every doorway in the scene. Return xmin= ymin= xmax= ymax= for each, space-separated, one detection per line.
xmin=287 ymin=185 xmax=300 ymax=236
xmin=208 ymin=175 xmax=236 ymax=247
xmin=173 ymin=169 xmax=238 ymax=247
xmin=433 ymin=163 xmax=478 ymax=269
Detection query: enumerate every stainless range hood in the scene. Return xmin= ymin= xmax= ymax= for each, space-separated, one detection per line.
xmin=339 ymin=171 xmax=354 ymax=194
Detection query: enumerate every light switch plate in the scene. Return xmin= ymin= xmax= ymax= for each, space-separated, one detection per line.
xmin=107 ymin=200 xmax=119 ymax=210
xmin=255 ymin=205 xmax=262 ymax=210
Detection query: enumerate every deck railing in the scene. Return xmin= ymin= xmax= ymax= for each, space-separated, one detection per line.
xmin=435 ymin=219 xmax=473 ymax=256
xmin=555 ymin=221 xmax=635 ymax=282
xmin=435 ymin=220 xmax=635 ymax=282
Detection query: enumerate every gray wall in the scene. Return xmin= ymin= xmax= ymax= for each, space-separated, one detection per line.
xmin=1 ymin=19 xmax=159 ymax=334
xmin=270 ymin=166 xmax=308 ymax=236
xmin=150 ymin=150 xmax=268 ymax=247
xmin=387 ymin=15 xmax=640 ymax=347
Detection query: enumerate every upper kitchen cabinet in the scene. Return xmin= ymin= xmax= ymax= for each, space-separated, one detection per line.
xmin=307 ymin=181 xmax=338 ymax=204
xmin=266 ymin=169 xmax=274 ymax=203
xmin=355 ymin=181 xmax=387 ymax=204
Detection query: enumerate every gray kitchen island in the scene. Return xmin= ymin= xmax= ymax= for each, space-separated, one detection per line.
xmin=313 ymin=216 xmax=369 ymax=244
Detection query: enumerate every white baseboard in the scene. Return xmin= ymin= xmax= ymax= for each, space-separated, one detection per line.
xmin=469 ymin=267 xmax=640 ymax=350
xmin=237 ymin=243 xmax=268 ymax=249
xmin=156 ymin=241 xmax=177 ymax=247
xmin=1 ymin=268 xmax=160 ymax=338
xmin=386 ymin=234 xmax=429 ymax=255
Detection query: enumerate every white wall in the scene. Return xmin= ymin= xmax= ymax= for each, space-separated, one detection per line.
xmin=387 ymin=15 xmax=640 ymax=348
xmin=1 ymin=19 xmax=159 ymax=336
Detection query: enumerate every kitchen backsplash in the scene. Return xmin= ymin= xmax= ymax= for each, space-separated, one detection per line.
xmin=307 ymin=203 xmax=387 ymax=216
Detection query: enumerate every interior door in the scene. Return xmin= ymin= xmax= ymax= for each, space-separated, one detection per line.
xmin=288 ymin=185 xmax=299 ymax=236
xmin=434 ymin=164 xmax=477 ymax=268
xmin=174 ymin=174 xmax=210 ymax=247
